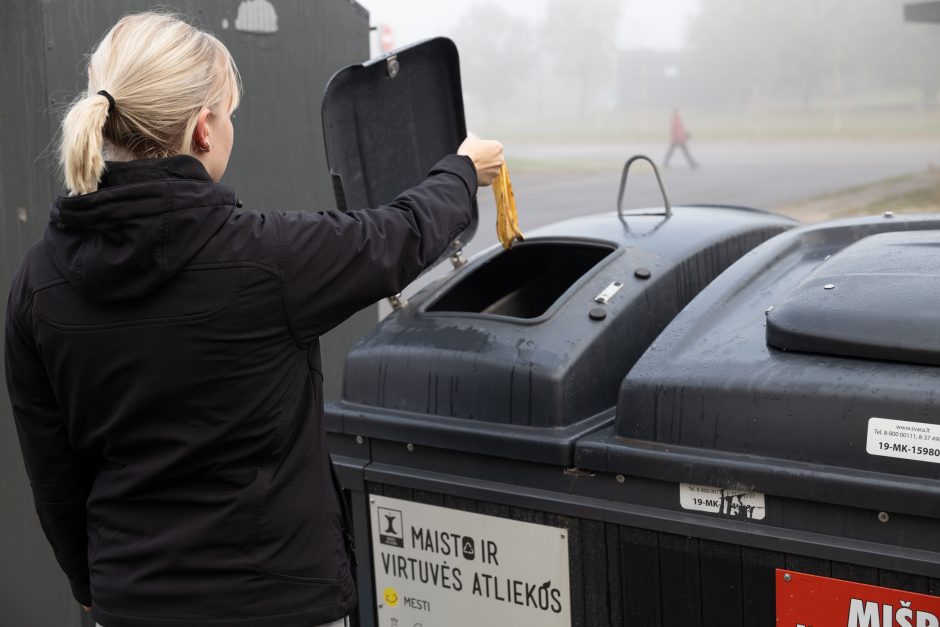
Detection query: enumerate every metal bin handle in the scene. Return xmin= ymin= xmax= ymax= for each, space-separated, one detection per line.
xmin=617 ymin=154 xmax=673 ymax=218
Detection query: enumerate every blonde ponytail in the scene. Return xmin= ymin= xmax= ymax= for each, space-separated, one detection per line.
xmin=59 ymin=12 xmax=241 ymax=196
xmin=61 ymin=93 xmax=113 ymax=196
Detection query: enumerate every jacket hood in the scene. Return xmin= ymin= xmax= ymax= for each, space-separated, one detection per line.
xmin=45 ymin=156 xmax=237 ymax=302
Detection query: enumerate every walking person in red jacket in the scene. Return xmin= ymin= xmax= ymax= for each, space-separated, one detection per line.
xmin=4 ymin=11 xmax=503 ymax=627
xmin=663 ymin=108 xmax=698 ymax=169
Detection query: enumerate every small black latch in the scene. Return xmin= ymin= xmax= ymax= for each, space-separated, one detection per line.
xmin=387 ymin=55 xmax=400 ymax=79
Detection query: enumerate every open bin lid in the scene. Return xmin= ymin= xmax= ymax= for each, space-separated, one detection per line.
xmin=321 ymin=37 xmax=477 ymax=264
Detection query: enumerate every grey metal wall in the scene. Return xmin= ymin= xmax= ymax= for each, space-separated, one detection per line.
xmin=0 ymin=1 xmax=370 ymax=624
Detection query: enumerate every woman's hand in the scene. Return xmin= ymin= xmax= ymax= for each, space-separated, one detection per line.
xmin=458 ymin=137 xmax=504 ymax=186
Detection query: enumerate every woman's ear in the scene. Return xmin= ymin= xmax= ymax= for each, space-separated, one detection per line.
xmin=192 ymin=107 xmax=212 ymax=151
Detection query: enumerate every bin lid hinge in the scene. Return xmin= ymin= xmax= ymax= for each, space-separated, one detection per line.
xmin=449 ymin=239 xmax=467 ymax=269
xmin=563 ymin=467 xmax=596 ymax=478
xmin=386 ymin=55 xmax=400 ymax=79
xmin=387 ymin=293 xmax=408 ymax=310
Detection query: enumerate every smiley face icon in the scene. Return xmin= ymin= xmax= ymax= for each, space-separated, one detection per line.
xmin=383 ymin=587 xmax=399 ymax=607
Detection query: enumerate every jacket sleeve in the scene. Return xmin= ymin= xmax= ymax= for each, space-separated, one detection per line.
xmin=277 ymin=154 xmax=477 ymax=342
xmin=4 ymin=291 xmax=93 ymax=606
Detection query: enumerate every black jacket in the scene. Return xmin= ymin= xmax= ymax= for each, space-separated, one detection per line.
xmin=4 ymin=154 xmax=477 ymax=627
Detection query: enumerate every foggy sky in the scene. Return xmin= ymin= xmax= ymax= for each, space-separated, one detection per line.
xmin=361 ymin=0 xmax=701 ymax=54
xmin=356 ymin=0 xmax=940 ymax=140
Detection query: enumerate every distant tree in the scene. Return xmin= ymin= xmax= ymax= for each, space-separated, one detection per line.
xmin=684 ymin=0 xmax=940 ymax=115
xmin=542 ymin=0 xmax=624 ymax=116
xmin=847 ymin=0 xmax=940 ymax=110
xmin=451 ymin=4 xmax=536 ymax=125
xmin=685 ymin=0 xmax=836 ymax=110
xmin=898 ymin=21 xmax=940 ymax=109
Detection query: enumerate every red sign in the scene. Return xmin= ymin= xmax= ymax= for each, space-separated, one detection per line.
xmin=380 ymin=24 xmax=395 ymax=53
xmin=776 ymin=569 xmax=940 ymax=627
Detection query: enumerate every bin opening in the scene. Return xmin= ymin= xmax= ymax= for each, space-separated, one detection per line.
xmin=427 ymin=241 xmax=615 ymax=319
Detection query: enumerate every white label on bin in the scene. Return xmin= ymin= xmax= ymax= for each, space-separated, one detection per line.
xmin=867 ymin=417 xmax=940 ymax=464
xmin=679 ymin=483 xmax=766 ymax=520
xmin=370 ymin=494 xmax=571 ymax=627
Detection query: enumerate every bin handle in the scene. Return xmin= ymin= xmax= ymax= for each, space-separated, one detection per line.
xmin=617 ymin=155 xmax=672 ymax=218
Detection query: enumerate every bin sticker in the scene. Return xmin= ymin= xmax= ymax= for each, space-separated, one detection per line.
xmin=679 ymin=483 xmax=765 ymax=520
xmin=867 ymin=417 xmax=940 ymax=464
xmin=776 ymin=569 xmax=940 ymax=627
xmin=369 ymin=494 xmax=571 ymax=627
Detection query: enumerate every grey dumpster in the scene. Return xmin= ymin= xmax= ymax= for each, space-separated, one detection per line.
xmin=328 ymin=213 xmax=940 ymax=627
xmin=575 ymin=213 xmax=940 ymax=625
xmin=320 ymin=38 xmax=798 ymax=627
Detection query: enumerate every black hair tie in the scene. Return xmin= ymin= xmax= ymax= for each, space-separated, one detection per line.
xmin=97 ymin=89 xmax=115 ymax=114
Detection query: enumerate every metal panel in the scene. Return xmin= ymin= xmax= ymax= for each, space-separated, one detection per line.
xmin=0 ymin=2 xmax=76 ymax=625
xmin=905 ymin=1 xmax=940 ymax=22
xmin=1 ymin=1 xmax=369 ymax=625
xmin=366 ymin=482 xmax=940 ymax=627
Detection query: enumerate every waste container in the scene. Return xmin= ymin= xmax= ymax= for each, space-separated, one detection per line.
xmin=321 ymin=38 xmax=797 ymax=627
xmin=575 ymin=213 xmax=940 ymax=625
xmin=330 ymin=213 xmax=940 ymax=627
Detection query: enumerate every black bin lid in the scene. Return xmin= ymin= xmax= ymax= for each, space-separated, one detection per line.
xmin=321 ymin=38 xmax=477 ymax=261
xmin=766 ymin=230 xmax=940 ymax=365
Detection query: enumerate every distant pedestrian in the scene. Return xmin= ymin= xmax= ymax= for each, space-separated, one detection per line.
xmin=663 ymin=108 xmax=697 ymax=169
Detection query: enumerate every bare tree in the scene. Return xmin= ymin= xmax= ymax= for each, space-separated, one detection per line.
xmin=542 ymin=0 xmax=624 ymax=117
xmin=684 ymin=0 xmax=940 ymax=116
xmin=451 ymin=3 xmax=536 ymax=127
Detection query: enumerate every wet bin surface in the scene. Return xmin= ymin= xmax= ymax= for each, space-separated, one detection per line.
xmin=329 ymin=205 xmax=795 ymax=465
xmin=328 ymin=213 xmax=940 ymax=627
xmin=326 ymin=203 xmax=797 ymax=627
xmin=575 ymin=213 xmax=940 ymax=623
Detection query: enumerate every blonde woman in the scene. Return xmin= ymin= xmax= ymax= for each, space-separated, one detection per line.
xmin=4 ymin=12 xmax=503 ymax=627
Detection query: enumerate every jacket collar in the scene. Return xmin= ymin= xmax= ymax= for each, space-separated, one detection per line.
xmin=51 ymin=155 xmax=235 ymax=227
xmin=100 ymin=154 xmax=214 ymax=188
xmin=45 ymin=155 xmax=237 ymax=302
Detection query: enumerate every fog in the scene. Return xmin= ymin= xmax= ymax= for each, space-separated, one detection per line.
xmin=361 ymin=0 xmax=939 ymax=142
xmin=360 ymin=0 xmax=940 ymax=310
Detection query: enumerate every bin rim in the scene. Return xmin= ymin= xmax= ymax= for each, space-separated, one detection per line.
xmin=416 ymin=235 xmax=623 ymax=326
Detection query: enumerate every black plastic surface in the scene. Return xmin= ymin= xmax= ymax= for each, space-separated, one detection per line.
xmin=766 ymin=230 xmax=940 ymax=365
xmin=329 ymin=206 xmax=795 ymax=464
xmin=321 ymin=38 xmax=477 ymax=259
xmin=606 ymin=214 xmax=940 ymax=485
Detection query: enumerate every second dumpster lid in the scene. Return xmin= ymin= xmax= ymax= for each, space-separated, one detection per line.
xmin=766 ymin=230 xmax=940 ymax=366
xmin=607 ymin=215 xmax=940 ymax=486
xmin=321 ymin=37 xmax=477 ymax=258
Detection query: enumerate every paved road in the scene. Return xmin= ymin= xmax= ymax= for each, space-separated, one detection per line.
xmin=386 ymin=138 xmax=940 ymax=313
xmin=505 ymin=138 xmax=940 ymax=226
